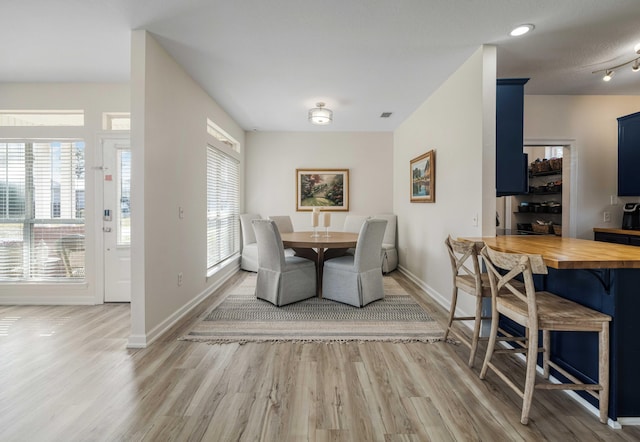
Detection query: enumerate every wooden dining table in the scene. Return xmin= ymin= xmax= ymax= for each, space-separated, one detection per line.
xmin=280 ymin=231 xmax=358 ymax=297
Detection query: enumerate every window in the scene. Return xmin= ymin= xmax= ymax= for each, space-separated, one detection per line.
xmin=207 ymin=119 xmax=240 ymax=152
xmin=545 ymin=146 xmax=563 ymax=159
xmin=206 ymin=145 xmax=240 ymax=271
xmin=0 ymin=141 xmax=85 ymax=281
xmin=103 ymin=112 xmax=131 ymax=131
xmin=117 ymin=149 xmax=131 ymax=245
xmin=0 ymin=110 xmax=84 ymax=127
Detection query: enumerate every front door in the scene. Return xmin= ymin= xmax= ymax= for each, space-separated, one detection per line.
xmin=103 ymin=139 xmax=131 ymax=302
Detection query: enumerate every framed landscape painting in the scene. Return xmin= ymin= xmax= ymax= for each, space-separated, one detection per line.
xmin=296 ymin=169 xmax=349 ymax=211
xmin=410 ymin=150 xmax=435 ymax=203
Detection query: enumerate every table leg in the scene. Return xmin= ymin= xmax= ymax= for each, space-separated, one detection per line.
xmin=317 ymin=247 xmax=325 ymax=298
xmin=292 ymin=247 xmax=322 ymax=297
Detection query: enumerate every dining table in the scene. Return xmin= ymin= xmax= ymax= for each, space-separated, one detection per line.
xmin=280 ymin=231 xmax=358 ymax=297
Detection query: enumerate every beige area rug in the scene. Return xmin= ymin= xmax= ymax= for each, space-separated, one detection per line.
xmin=180 ymin=274 xmax=445 ymax=343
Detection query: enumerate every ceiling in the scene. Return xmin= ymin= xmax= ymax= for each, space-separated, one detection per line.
xmin=2 ymin=0 xmax=639 ymax=132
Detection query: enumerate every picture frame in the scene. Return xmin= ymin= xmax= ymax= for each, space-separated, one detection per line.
xmin=410 ymin=150 xmax=435 ymax=203
xmin=296 ymin=168 xmax=349 ymax=211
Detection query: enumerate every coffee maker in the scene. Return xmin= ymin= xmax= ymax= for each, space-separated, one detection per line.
xmin=622 ymin=203 xmax=640 ymax=230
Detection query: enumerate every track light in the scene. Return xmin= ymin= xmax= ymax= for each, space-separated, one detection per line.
xmin=593 ymin=42 xmax=640 ymax=82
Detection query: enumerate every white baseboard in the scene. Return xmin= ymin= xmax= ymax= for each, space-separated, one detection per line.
xmin=126 ymin=262 xmax=239 ymax=349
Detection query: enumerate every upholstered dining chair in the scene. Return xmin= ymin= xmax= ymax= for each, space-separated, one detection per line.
xmin=252 ymin=219 xmax=317 ymax=306
xmin=322 ymin=218 xmax=387 ymax=307
xmin=373 ymin=214 xmax=398 ymax=273
xmin=240 ymin=213 xmax=261 ymax=272
xmin=480 ymin=245 xmax=611 ymax=425
xmin=267 ymin=215 xmax=296 ymax=257
xmin=343 ymin=215 xmax=369 ymax=256
xmin=267 ymin=215 xmax=294 ymax=233
xmin=343 ymin=215 xmax=369 ymax=233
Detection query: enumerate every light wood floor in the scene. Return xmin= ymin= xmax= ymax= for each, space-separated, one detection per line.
xmin=1 ymin=271 xmax=639 ymax=442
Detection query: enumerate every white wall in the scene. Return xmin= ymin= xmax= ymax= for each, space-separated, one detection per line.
xmin=0 ymin=83 xmax=129 ymax=304
xmin=244 ymin=132 xmax=393 ymax=228
xmin=524 ymin=95 xmax=640 ymax=238
xmin=392 ymin=46 xmax=496 ymax=316
xmin=129 ymin=31 xmax=245 ymax=347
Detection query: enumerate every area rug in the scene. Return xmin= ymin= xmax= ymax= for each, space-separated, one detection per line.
xmin=180 ymin=274 xmax=444 ymax=343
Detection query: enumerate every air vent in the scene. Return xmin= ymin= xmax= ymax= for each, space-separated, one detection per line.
xmin=380 ymin=112 xmax=393 ymax=118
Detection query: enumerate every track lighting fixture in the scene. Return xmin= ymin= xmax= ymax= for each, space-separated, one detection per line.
xmin=593 ymin=43 xmax=640 ymax=82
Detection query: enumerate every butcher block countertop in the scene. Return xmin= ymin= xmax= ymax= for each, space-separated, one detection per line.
xmin=464 ymin=235 xmax=640 ymax=269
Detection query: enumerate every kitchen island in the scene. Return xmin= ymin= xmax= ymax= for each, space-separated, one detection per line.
xmin=471 ymin=236 xmax=640 ymax=425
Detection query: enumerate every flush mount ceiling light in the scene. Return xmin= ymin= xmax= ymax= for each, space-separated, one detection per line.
xmin=510 ymin=24 xmax=534 ymax=37
xmin=308 ymin=102 xmax=333 ymax=125
xmin=593 ymin=43 xmax=640 ymax=81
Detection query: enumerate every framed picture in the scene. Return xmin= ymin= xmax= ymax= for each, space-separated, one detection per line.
xmin=410 ymin=150 xmax=435 ymax=203
xmin=296 ymin=169 xmax=349 ymax=211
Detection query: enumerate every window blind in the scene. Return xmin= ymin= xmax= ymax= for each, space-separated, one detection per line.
xmin=0 ymin=141 xmax=85 ymax=281
xmin=207 ymin=145 xmax=240 ymax=270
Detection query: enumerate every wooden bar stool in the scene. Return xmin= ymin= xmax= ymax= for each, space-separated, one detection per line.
xmin=479 ymin=245 xmax=611 ymax=425
xmin=444 ymin=236 xmax=492 ymax=367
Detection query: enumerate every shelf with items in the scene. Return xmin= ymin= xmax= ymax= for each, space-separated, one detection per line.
xmin=510 ymin=157 xmax=564 ymax=236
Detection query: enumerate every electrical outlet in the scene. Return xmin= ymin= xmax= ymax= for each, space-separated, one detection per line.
xmin=178 ymin=206 xmax=184 ymax=219
xmin=610 ymin=195 xmax=618 ymax=205
xmin=604 ymin=211 xmax=611 ymax=223
xmin=472 ymin=213 xmax=478 ymax=227
xmin=177 ymin=272 xmax=183 ymax=286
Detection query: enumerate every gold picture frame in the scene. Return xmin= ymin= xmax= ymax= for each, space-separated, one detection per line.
xmin=296 ymin=169 xmax=349 ymax=211
xmin=410 ymin=150 xmax=435 ymax=203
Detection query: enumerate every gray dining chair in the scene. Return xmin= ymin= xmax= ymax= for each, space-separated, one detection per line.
xmin=240 ymin=213 xmax=261 ymax=272
xmin=372 ymin=213 xmax=398 ymax=273
xmin=343 ymin=215 xmax=369 ymax=255
xmin=322 ymin=218 xmax=387 ymax=307
xmin=252 ymin=219 xmax=317 ymax=306
xmin=267 ymin=215 xmax=296 ymax=257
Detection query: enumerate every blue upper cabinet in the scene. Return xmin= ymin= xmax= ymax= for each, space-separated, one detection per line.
xmin=496 ymin=78 xmax=529 ymax=196
xmin=618 ymin=111 xmax=640 ymax=196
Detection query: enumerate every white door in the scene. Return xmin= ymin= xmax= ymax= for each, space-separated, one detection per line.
xmin=103 ymin=139 xmax=131 ymax=302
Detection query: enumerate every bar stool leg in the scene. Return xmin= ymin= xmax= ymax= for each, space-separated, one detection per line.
xmin=521 ymin=328 xmax=539 ymax=425
xmin=443 ymin=286 xmax=459 ymax=342
xmin=468 ymin=293 xmax=483 ymax=367
xmin=599 ymin=323 xmax=610 ymax=424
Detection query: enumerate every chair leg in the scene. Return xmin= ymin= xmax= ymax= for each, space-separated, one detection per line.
xmin=599 ymin=322 xmax=610 ymax=424
xmin=542 ymin=330 xmax=550 ymax=379
xmin=521 ymin=328 xmax=539 ymax=425
xmin=443 ymin=287 xmax=459 ymax=342
xmin=480 ymin=308 xmax=499 ymax=380
xmin=468 ymin=294 xmax=483 ymax=368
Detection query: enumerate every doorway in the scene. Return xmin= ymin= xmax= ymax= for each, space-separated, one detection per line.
xmin=102 ymin=138 xmax=131 ymax=302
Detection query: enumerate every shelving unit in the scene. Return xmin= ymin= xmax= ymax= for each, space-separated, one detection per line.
xmin=511 ymin=162 xmax=563 ymax=235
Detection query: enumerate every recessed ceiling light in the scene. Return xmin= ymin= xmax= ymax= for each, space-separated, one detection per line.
xmin=510 ymin=24 xmax=534 ymax=37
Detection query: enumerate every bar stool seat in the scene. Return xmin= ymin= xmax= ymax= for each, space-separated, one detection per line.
xmin=479 ymin=244 xmax=611 ymax=425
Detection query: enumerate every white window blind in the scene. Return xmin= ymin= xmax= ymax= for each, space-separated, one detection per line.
xmin=0 ymin=141 xmax=85 ymax=281
xmin=207 ymin=145 xmax=240 ymax=270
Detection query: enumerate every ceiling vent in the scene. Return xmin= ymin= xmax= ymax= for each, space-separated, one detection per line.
xmin=380 ymin=112 xmax=393 ymax=118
